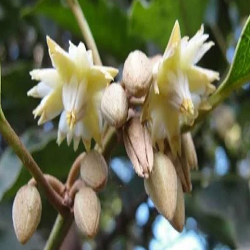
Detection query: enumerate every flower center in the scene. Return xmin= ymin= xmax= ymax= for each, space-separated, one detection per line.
xmin=180 ymin=99 xmax=194 ymax=116
xmin=67 ymin=111 xmax=76 ymax=130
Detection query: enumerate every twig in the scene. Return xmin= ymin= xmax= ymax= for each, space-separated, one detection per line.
xmin=66 ymin=0 xmax=102 ymax=66
xmin=29 ymin=174 xmax=65 ymax=196
xmin=65 ymin=153 xmax=85 ymax=190
xmin=43 ymin=215 xmax=74 ymax=250
xmin=44 ymin=126 xmax=118 ymax=250
xmin=69 ymin=179 xmax=86 ymax=200
xmin=0 ymin=109 xmax=69 ymax=216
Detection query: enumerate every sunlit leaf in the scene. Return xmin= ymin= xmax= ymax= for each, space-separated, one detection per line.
xmin=210 ymin=15 xmax=250 ymax=106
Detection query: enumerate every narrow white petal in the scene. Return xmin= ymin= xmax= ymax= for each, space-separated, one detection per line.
xmin=62 ymin=76 xmax=78 ymax=112
xmin=87 ymin=50 xmax=93 ymax=66
xmin=57 ymin=131 xmax=66 ymax=145
xmin=58 ymin=111 xmax=69 ymax=134
xmin=67 ymin=132 xmax=73 ymax=146
xmin=68 ymin=41 xmax=78 ymax=61
xmin=27 ymin=82 xmax=52 ymax=98
xmin=193 ymin=41 xmax=214 ymax=64
xmin=30 ymin=69 xmax=60 ymax=88
xmin=73 ymin=137 xmax=81 ymax=151
xmin=181 ymin=25 xmax=214 ymax=65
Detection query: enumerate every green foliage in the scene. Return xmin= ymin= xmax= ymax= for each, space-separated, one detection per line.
xmin=129 ymin=0 xmax=208 ymax=49
xmin=210 ymin=16 xmax=250 ymax=106
xmin=23 ymin=0 xmax=143 ymax=60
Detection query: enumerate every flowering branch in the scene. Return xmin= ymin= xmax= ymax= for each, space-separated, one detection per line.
xmin=66 ymin=0 xmax=102 ymax=65
xmin=44 ymin=126 xmax=117 ymax=250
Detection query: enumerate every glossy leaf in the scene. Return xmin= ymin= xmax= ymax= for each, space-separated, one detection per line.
xmin=210 ymin=15 xmax=250 ymax=106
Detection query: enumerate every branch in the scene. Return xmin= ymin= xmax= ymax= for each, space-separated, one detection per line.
xmin=0 ymin=109 xmax=69 ymax=216
xmin=44 ymin=126 xmax=118 ymax=250
xmin=66 ymin=0 xmax=102 ymax=66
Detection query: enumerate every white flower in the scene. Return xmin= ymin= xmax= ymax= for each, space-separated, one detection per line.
xmin=29 ymin=37 xmax=118 ymax=151
xmin=142 ymin=21 xmax=219 ymax=156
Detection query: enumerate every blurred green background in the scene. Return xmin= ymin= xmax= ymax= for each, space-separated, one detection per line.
xmin=0 ymin=0 xmax=250 ymax=249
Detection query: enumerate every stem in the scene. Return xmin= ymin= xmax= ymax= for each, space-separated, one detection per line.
xmin=69 ymin=179 xmax=86 ymax=200
xmin=0 ymin=110 xmax=69 ymax=216
xmin=44 ymin=126 xmax=117 ymax=250
xmin=65 ymin=152 xmax=85 ymax=190
xmin=29 ymin=175 xmax=65 ymax=196
xmin=43 ymin=215 xmax=73 ymax=250
xmin=67 ymin=0 xmax=102 ymax=66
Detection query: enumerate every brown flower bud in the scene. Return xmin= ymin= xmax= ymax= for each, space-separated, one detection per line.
xmin=144 ymin=152 xmax=177 ymax=220
xmin=12 ymin=184 xmax=42 ymax=244
xmin=80 ymin=150 xmax=108 ymax=191
xmin=170 ymin=177 xmax=185 ymax=232
xmin=122 ymin=50 xmax=152 ymax=97
xmin=101 ymin=83 xmax=128 ymax=128
xmin=123 ymin=117 xmax=153 ymax=178
xmin=74 ymin=187 xmax=101 ymax=238
xmin=181 ymin=132 xmax=198 ymax=170
xmin=173 ymin=156 xmax=192 ymax=193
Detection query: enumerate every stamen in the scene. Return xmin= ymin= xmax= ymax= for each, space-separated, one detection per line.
xmin=67 ymin=111 xmax=76 ymax=130
xmin=180 ymin=99 xmax=194 ymax=116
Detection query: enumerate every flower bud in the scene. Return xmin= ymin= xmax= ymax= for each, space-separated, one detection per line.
xmin=101 ymin=83 xmax=128 ymax=128
xmin=74 ymin=187 xmax=101 ymax=238
xmin=80 ymin=150 xmax=108 ymax=191
xmin=181 ymin=133 xmax=198 ymax=170
xmin=123 ymin=117 xmax=153 ymax=178
xmin=144 ymin=152 xmax=177 ymax=220
xmin=12 ymin=184 xmax=42 ymax=244
xmin=173 ymin=156 xmax=192 ymax=193
xmin=122 ymin=50 xmax=152 ymax=97
xmin=170 ymin=177 xmax=185 ymax=232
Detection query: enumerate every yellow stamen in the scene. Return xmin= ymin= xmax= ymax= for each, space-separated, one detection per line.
xmin=67 ymin=111 xmax=76 ymax=130
xmin=180 ymin=99 xmax=194 ymax=116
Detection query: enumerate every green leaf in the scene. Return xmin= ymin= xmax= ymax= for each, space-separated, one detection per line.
xmin=22 ymin=0 xmax=143 ymax=60
xmin=210 ymin=15 xmax=250 ymax=106
xmin=129 ymin=0 xmax=208 ymax=49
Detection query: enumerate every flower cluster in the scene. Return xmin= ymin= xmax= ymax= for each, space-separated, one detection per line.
xmin=25 ymin=21 xmax=220 ymax=237
xmin=29 ymin=37 xmax=118 ymax=151
xmin=142 ymin=21 xmax=219 ymax=156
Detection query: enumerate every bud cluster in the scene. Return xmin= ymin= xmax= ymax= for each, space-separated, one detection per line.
xmin=73 ymin=150 xmax=108 ymax=237
xmin=20 ymin=19 xmax=218 ymax=243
